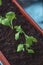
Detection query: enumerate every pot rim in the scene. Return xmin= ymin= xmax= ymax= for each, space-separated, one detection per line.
xmin=0 ymin=51 xmax=10 ymax=65
xmin=12 ymin=0 xmax=43 ymax=35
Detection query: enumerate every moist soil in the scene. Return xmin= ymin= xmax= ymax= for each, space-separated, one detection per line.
xmin=0 ymin=0 xmax=43 ymax=65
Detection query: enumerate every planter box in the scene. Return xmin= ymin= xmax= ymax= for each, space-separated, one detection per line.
xmin=0 ymin=51 xmax=10 ymax=65
xmin=0 ymin=0 xmax=43 ymax=65
xmin=12 ymin=0 xmax=43 ymax=35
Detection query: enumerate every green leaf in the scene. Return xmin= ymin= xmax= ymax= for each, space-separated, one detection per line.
xmin=30 ymin=36 xmax=37 ymax=42
xmin=25 ymin=35 xmax=37 ymax=48
xmin=14 ymin=26 xmax=22 ymax=33
xmin=0 ymin=11 xmax=16 ymax=29
xmin=2 ymin=18 xmax=10 ymax=25
xmin=25 ymin=35 xmax=32 ymax=48
xmin=1 ymin=18 xmax=13 ymax=29
xmin=0 ymin=0 xmax=2 ymax=6
xmin=26 ymin=43 xmax=30 ymax=48
xmin=15 ymin=32 xmax=20 ymax=40
xmin=27 ymin=49 xmax=34 ymax=53
xmin=6 ymin=12 xmax=16 ymax=20
xmin=17 ymin=44 xmax=24 ymax=52
xmin=15 ymin=26 xmax=23 ymax=40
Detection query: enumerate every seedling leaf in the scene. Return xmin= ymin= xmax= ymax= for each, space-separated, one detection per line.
xmin=14 ymin=26 xmax=22 ymax=33
xmin=17 ymin=44 xmax=24 ymax=52
xmin=25 ymin=35 xmax=33 ymax=48
xmin=30 ymin=36 xmax=37 ymax=42
xmin=2 ymin=18 xmax=10 ymax=26
xmin=0 ymin=11 xmax=16 ymax=29
xmin=27 ymin=49 xmax=34 ymax=53
xmin=26 ymin=43 xmax=30 ymax=48
xmin=25 ymin=35 xmax=37 ymax=48
xmin=15 ymin=26 xmax=23 ymax=40
xmin=6 ymin=12 xmax=16 ymax=20
xmin=15 ymin=32 xmax=20 ymax=40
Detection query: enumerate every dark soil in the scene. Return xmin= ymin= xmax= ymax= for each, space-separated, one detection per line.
xmin=0 ymin=0 xmax=43 ymax=65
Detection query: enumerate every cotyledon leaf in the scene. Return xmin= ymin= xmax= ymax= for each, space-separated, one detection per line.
xmin=6 ymin=11 xmax=16 ymax=20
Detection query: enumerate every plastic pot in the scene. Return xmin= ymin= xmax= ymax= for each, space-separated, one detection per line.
xmin=0 ymin=51 xmax=10 ymax=65
xmin=12 ymin=0 xmax=43 ymax=35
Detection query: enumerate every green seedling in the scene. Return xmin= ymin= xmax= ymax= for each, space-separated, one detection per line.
xmin=0 ymin=0 xmax=2 ymax=6
xmin=14 ymin=26 xmax=37 ymax=53
xmin=0 ymin=11 xmax=16 ymax=29
xmin=0 ymin=12 xmax=37 ymax=54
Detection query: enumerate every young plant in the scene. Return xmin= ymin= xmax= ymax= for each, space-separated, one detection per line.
xmin=0 ymin=11 xmax=16 ymax=29
xmin=14 ymin=26 xmax=37 ymax=53
xmin=0 ymin=0 xmax=2 ymax=6
xmin=0 ymin=12 xmax=37 ymax=54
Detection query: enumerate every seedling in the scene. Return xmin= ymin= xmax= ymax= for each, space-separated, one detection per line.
xmin=0 ymin=0 xmax=2 ymax=6
xmin=0 ymin=12 xmax=37 ymax=54
xmin=14 ymin=26 xmax=37 ymax=53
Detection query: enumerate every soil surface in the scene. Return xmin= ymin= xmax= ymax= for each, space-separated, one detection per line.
xmin=0 ymin=0 xmax=43 ymax=65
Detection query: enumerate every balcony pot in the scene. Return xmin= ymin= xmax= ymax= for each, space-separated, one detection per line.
xmin=0 ymin=0 xmax=43 ymax=65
